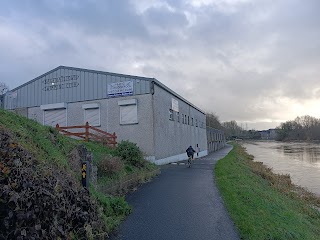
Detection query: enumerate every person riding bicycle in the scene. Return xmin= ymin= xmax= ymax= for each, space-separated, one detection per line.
xmin=186 ymin=145 xmax=196 ymax=160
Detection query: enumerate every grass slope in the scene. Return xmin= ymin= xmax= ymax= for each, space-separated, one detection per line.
xmin=215 ymin=143 xmax=320 ymax=240
xmin=0 ymin=109 xmax=75 ymax=169
xmin=0 ymin=109 xmax=157 ymax=235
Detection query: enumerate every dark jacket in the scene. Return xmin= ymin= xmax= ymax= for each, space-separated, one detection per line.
xmin=186 ymin=146 xmax=196 ymax=157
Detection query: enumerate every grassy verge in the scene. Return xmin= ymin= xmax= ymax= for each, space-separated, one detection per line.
xmin=215 ymin=142 xmax=320 ymax=240
xmin=90 ymin=188 xmax=131 ymax=233
xmin=0 ymin=109 xmax=159 ymax=235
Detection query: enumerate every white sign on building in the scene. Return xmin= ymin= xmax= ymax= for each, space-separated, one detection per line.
xmin=172 ymin=98 xmax=179 ymax=112
xmin=108 ymin=81 xmax=134 ymax=97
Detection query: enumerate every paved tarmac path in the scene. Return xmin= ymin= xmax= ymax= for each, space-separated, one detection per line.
xmin=111 ymin=145 xmax=240 ymax=240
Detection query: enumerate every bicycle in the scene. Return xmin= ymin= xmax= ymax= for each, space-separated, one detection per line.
xmin=187 ymin=155 xmax=193 ymax=168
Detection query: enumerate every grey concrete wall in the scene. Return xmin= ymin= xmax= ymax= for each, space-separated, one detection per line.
xmin=14 ymin=108 xmax=28 ymax=118
xmin=28 ymin=107 xmax=43 ymax=123
xmin=28 ymin=94 xmax=155 ymax=157
xmin=152 ymin=84 xmax=207 ymax=161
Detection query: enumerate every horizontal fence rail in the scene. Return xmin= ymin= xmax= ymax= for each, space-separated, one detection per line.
xmin=56 ymin=122 xmax=117 ymax=147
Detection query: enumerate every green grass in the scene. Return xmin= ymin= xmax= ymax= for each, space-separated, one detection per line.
xmin=0 ymin=109 xmax=76 ymax=168
xmin=90 ymin=187 xmax=131 ymax=232
xmin=84 ymin=141 xmax=116 ymax=164
xmin=215 ymin=143 xmax=320 ymax=240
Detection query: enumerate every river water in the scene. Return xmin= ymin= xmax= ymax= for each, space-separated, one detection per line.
xmin=242 ymin=141 xmax=320 ymax=196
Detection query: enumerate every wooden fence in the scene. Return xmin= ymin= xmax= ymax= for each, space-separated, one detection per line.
xmin=56 ymin=122 xmax=117 ymax=147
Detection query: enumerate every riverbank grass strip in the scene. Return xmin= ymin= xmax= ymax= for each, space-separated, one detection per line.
xmin=215 ymin=143 xmax=320 ymax=240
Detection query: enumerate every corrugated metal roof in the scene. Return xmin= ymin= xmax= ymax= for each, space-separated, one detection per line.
xmin=10 ymin=65 xmax=154 ymax=92
xmin=8 ymin=65 xmax=205 ymax=114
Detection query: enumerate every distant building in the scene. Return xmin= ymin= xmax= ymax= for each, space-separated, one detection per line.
xmin=259 ymin=129 xmax=278 ymax=140
xmin=3 ymin=66 xmax=209 ymax=165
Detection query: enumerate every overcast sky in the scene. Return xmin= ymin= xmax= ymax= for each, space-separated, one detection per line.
xmin=1 ymin=0 xmax=319 ymax=130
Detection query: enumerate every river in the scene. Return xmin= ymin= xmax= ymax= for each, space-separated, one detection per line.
xmin=242 ymin=141 xmax=320 ymax=196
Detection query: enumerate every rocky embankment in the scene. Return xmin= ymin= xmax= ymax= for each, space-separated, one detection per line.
xmin=0 ymin=129 xmax=106 ymax=239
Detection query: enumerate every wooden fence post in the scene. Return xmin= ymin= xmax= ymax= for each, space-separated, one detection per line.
xmin=113 ymin=132 xmax=117 ymax=147
xmin=85 ymin=122 xmax=89 ymax=142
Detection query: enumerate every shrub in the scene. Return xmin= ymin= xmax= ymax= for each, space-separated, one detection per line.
xmin=115 ymin=141 xmax=145 ymax=168
xmin=98 ymin=155 xmax=123 ymax=176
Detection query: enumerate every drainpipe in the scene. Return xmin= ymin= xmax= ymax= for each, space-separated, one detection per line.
xmin=151 ymin=80 xmax=156 ymax=162
xmin=150 ymin=80 xmax=155 ymax=95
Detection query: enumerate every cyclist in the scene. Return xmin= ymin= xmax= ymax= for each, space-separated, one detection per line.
xmin=186 ymin=145 xmax=196 ymax=167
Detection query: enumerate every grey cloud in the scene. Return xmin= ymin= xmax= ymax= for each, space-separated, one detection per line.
xmin=143 ymin=6 xmax=188 ymax=29
xmin=1 ymin=0 xmax=320 ymax=129
xmin=0 ymin=0 xmax=148 ymax=38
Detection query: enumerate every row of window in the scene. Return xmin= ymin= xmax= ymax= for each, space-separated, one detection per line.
xmin=41 ymin=101 xmax=138 ymax=127
xmin=169 ymin=109 xmax=205 ymax=128
xmin=42 ymin=101 xmax=205 ymax=129
xmin=83 ymin=102 xmax=138 ymax=126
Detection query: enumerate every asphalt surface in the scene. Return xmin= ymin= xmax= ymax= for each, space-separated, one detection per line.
xmin=110 ymin=145 xmax=240 ymax=240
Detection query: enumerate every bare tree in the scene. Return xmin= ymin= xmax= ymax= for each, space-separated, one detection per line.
xmin=276 ymin=115 xmax=320 ymax=141
xmin=206 ymin=112 xmax=223 ymax=129
xmin=0 ymin=82 xmax=9 ymax=95
xmin=0 ymin=82 xmax=9 ymax=109
xmin=222 ymin=120 xmax=243 ymax=139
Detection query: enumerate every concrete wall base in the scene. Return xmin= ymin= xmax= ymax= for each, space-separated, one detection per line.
xmin=146 ymin=150 xmax=208 ymax=165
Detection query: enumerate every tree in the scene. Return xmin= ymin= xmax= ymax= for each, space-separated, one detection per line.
xmin=206 ymin=112 xmax=223 ymax=129
xmin=275 ymin=115 xmax=320 ymax=141
xmin=222 ymin=120 xmax=243 ymax=139
xmin=0 ymin=83 xmax=9 ymax=95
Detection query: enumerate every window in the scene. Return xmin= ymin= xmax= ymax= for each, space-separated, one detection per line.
xmin=191 ymin=117 xmax=194 ymax=126
xmin=177 ymin=112 xmax=180 ymax=122
xmin=120 ymin=105 xmax=138 ymax=124
xmin=82 ymin=103 xmax=100 ymax=127
xmin=188 ymin=116 xmax=190 ymax=125
xmin=84 ymin=108 xmax=100 ymax=126
xmin=185 ymin=115 xmax=187 ymax=124
xmin=41 ymin=103 xmax=67 ymax=127
xmin=44 ymin=109 xmax=67 ymax=127
xmin=196 ymin=119 xmax=198 ymax=127
xmin=169 ymin=109 xmax=174 ymax=121
xmin=118 ymin=99 xmax=138 ymax=125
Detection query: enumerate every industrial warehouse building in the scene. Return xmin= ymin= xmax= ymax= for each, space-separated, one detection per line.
xmin=4 ymin=66 xmax=209 ymax=164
